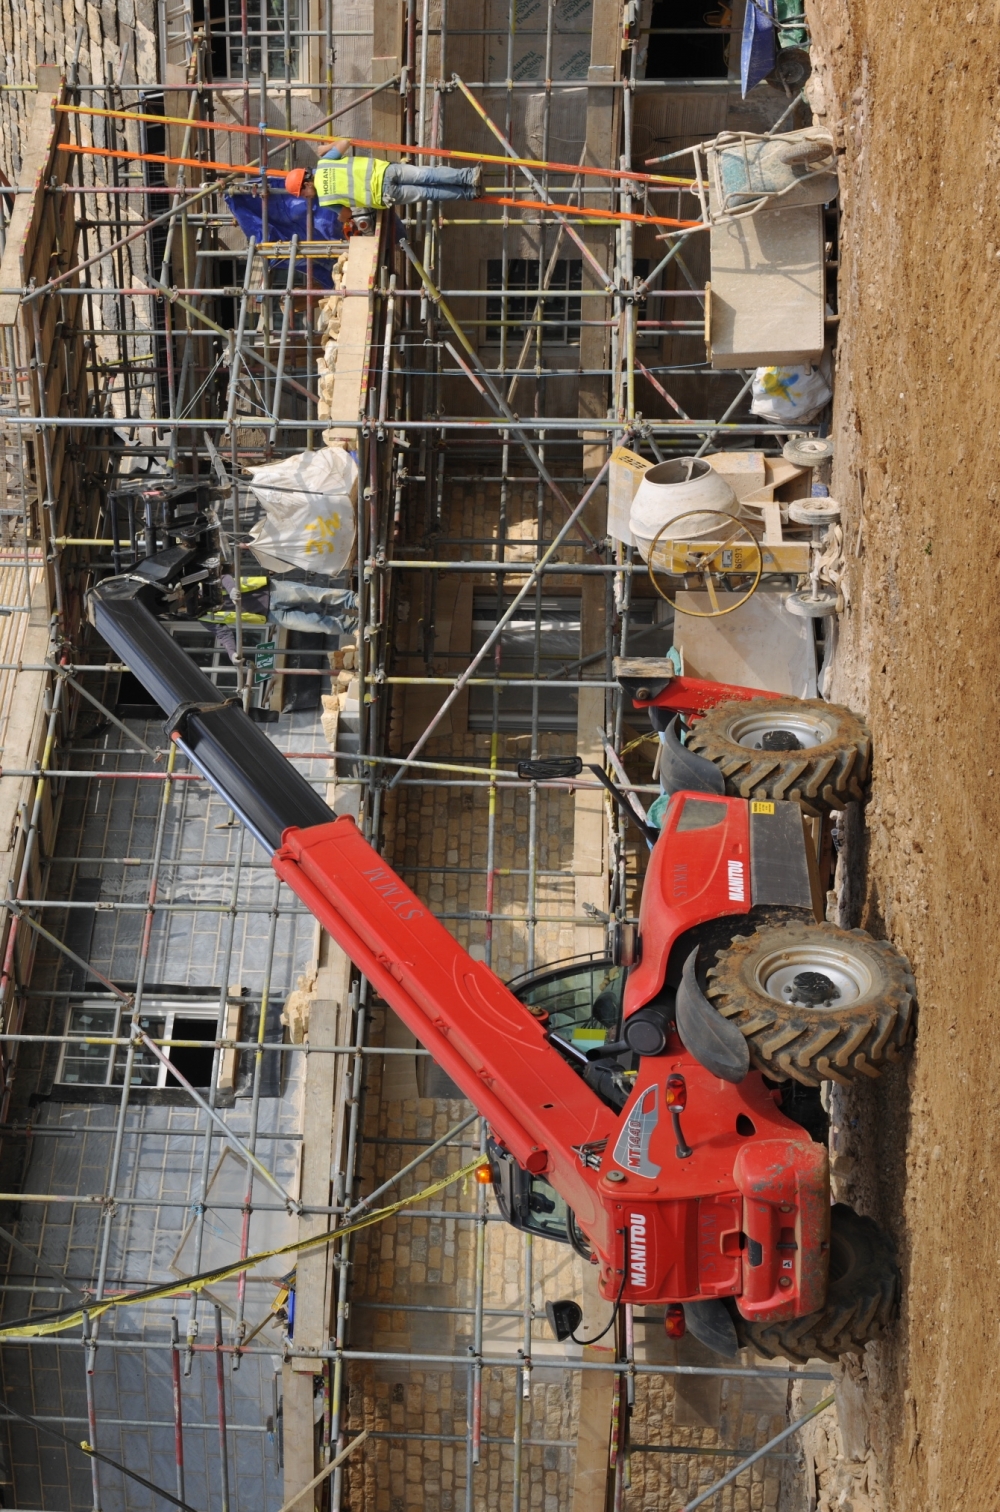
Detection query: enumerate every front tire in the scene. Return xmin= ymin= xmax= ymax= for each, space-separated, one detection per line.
xmin=685 ymin=696 xmax=871 ymax=815
xmin=735 ymin=1205 xmax=899 ymax=1364
xmin=706 ymin=919 xmax=915 ymax=1086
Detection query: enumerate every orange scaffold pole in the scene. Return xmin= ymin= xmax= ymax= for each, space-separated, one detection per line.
xmin=53 ymin=103 xmax=701 ymax=189
xmin=58 ymin=142 xmax=705 ymax=229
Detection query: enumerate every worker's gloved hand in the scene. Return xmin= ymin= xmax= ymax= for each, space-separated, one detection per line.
xmin=342 ymin=210 xmax=376 ymax=237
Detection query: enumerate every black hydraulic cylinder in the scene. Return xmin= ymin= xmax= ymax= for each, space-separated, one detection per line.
xmin=87 ymin=577 xmax=333 ymax=851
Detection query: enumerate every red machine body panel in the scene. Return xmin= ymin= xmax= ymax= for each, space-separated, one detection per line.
xmin=629 ymin=675 xmax=786 ymax=714
xmin=623 ymin=792 xmax=751 ymax=1018
xmin=594 ymin=1053 xmax=828 ymax=1315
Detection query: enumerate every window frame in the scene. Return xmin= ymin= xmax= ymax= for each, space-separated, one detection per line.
xmin=468 ymin=590 xmax=582 ymax=734
xmin=56 ymin=999 xmax=222 ymax=1092
xmin=207 ymin=0 xmax=305 ymax=85
xmin=483 ymin=257 xmax=584 ymax=348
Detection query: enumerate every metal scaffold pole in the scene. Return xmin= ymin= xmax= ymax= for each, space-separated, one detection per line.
xmin=0 ymin=4 xmax=830 ymax=1511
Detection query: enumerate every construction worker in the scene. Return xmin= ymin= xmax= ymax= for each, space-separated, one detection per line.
xmin=285 ymin=140 xmax=483 ymax=213
xmin=201 ymin=575 xmax=358 ymax=661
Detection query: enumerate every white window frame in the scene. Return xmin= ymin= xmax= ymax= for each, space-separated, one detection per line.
xmin=56 ymin=999 xmax=221 ymax=1091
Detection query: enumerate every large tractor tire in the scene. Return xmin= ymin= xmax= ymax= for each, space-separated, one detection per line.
xmin=735 ymin=1204 xmax=899 ymax=1364
xmin=685 ymin=696 xmax=871 ymax=815
xmin=706 ymin=919 xmax=915 ymax=1086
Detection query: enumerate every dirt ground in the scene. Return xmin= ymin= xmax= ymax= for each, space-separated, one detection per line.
xmin=800 ymin=2 xmax=1000 ymax=1507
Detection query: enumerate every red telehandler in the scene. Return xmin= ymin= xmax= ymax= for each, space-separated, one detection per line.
xmin=89 ymin=580 xmax=912 ymax=1365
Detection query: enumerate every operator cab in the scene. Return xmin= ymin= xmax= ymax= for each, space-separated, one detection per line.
xmin=486 ymin=955 xmax=630 ymax=1255
xmin=485 ymin=1136 xmax=593 ymax=1260
xmin=511 ymin=952 xmax=636 ymax=1114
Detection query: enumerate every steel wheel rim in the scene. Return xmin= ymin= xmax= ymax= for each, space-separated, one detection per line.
xmin=721 ymin=708 xmax=835 ymax=750
xmin=754 ymin=943 xmax=876 ymax=1007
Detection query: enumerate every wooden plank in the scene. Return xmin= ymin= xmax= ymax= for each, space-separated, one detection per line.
xmin=571 ymin=1346 xmax=616 ymax=1512
xmin=323 ymin=233 xmax=380 ymax=445
xmin=575 ymin=571 xmax=608 ymax=956
xmin=291 ymin=934 xmax=354 ymax=1373
xmin=281 ymin=1365 xmax=320 ymax=1506
xmin=0 ymin=86 xmax=65 ymax=327
xmin=0 ymin=584 xmax=48 ymax=913
xmin=577 ymin=0 xmax=620 ymax=529
xmin=371 ymin=0 xmax=404 ymax=152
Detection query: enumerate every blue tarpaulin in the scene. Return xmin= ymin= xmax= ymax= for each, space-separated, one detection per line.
xmin=226 ymin=193 xmax=343 ymax=289
xmin=741 ymin=0 xmax=776 ymax=96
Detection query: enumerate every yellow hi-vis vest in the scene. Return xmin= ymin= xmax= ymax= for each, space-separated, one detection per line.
xmin=313 ymin=155 xmax=388 ymax=209
xmin=200 ymin=577 xmax=269 ymax=624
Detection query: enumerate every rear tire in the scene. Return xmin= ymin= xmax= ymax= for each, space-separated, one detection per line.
xmin=706 ymin=919 xmax=915 ymax=1086
xmin=685 ymin=697 xmax=871 ymax=815
xmin=735 ymin=1205 xmax=899 ymax=1364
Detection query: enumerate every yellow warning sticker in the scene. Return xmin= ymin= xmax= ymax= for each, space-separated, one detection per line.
xmin=750 ymin=801 xmax=775 ymax=814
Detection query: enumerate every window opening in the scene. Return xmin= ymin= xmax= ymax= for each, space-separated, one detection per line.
xmin=633 ymin=257 xmax=658 ymax=346
xmin=169 ymin=1017 xmax=218 ymax=1087
xmin=513 ymin=957 xmax=625 ymax=1050
xmin=645 ymin=0 xmax=730 ymax=79
xmin=57 ymin=1001 xmax=219 ymax=1090
xmin=469 ymin=593 xmax=581 ymax=733
xmin=485 ymin=259 xmax=583 ymax=345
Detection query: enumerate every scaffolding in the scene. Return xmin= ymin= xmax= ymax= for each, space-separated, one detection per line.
xmin=0 ymin=4 xmax=836 ymax=1511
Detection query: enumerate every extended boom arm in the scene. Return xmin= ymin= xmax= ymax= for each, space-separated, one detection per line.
xmin=87 ymin=580 xmax=618 ymax=1256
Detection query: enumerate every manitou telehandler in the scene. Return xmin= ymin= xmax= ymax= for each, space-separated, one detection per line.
xmin=88 ymin=577 xmax=913 ymax=1366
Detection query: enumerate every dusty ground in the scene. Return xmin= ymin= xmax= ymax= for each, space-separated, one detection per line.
xmin=802 ymin=1 xmax=1000 ymax=1507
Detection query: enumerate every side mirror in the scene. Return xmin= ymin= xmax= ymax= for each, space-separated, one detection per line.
xmin=610 ymin=921 xmax=640 ymax=968
xmin=544 ymin=1299 xmax=583 ymax=1342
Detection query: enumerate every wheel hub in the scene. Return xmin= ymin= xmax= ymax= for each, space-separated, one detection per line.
xmin=755 ymin=942 xmax=875 ymax=1007
xmin=760 ymin=729 xmax=803 ymax=752
xmin=721 ymin=709 xmax=835 ymax=751
xmin=784 ymin=970 xmax=840 ymax=1006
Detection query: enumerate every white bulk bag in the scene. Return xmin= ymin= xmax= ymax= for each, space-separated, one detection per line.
xmin=750 ymin=365 xmax=832 ymax=423
xmin=246 ymin=447 xmax=358 ymax=574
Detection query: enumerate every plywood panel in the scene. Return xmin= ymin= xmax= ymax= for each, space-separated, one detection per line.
xmin=674 ymin=590 xmax=818 ymax=697
xmin=709 ymin=203 xmax=825 ymax=368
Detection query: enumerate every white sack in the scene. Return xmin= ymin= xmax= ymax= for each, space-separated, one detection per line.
xmin=750 ymin=365 xmax=832 ymax=423
xmin=246 ymin=447 xmax=357 ymax=574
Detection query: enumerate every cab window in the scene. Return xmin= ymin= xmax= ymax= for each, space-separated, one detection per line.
xmin=510 ymin=955 xmax=625 ymax=1055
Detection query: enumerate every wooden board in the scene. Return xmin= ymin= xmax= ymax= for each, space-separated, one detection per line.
xmin=324 ymin=233 xmax=380 ymax=444
xmin=0 ymin=86 xmax=67 ymax=326
xmin=709 ymin=203 xmax=825 ymax=369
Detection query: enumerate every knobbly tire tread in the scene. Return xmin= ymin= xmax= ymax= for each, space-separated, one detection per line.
xmin=706 ymin=920 xmax=915 ymax=1087
xmin=734 ymin=1205 xmax=899 ymax=1364
xmin=685 ymin=697 xmax=872 ymax=815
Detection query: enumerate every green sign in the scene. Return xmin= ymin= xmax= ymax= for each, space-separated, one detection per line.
xmin=255 ymin=640 xmax=276 ymax=672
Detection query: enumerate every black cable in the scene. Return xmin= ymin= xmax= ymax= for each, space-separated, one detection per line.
xmin=570 ymin=1226 xmax=630 ymax=1346
xmin=1 ymin=1398 xmax=203 ymax=1512
xmin=587 ymin=765 xmax=659 ymax=846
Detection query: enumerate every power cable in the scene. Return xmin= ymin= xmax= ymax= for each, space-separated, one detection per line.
xmin=571 ymin=1227 xmax=630 ymax=1346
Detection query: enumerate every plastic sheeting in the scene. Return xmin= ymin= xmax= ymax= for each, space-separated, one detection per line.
xmin=246 ymin=448 xmax=358 ymax=574
xmin=226 ymin=193 xmax=343 ymax=289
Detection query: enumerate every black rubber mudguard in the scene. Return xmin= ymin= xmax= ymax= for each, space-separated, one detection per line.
xmin=659 ymin=714 xmax=725 ymax=799
xmin=675 ymin=947 xmax=750 ymax=1084
xmin=683 ymin=1299 xmax=740 ymax=1358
